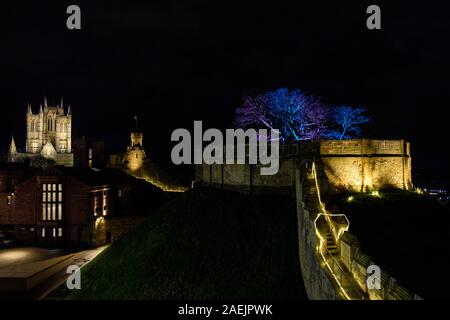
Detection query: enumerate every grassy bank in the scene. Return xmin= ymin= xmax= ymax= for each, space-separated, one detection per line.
xmin=51 ymin=188 xmax=306 ymax=300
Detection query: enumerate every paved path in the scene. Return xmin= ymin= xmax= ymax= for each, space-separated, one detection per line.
xmin=0 ymin=247 xmax=67 ymax=270
xmin=35 ymin=246 xmax=107 ymax=299
xmin=0 ymin=246 xmax=107 ymax=299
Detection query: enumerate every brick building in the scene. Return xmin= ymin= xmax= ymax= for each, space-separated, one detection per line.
xmin=0 ymin=163 xmax=167 ymax=247
xmin=73 ymin=137 xmax=106 ymax=169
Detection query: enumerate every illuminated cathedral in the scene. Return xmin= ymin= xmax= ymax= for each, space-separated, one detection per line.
xmin=8 ymin=97 xmax=74 ymax=166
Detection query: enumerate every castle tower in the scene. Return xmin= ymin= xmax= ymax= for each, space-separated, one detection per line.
xmin=126 ymin=116 xmax=146 ymax=172
xmin=127 ymin=132 xmax=146 ymax=171
xmin=130 ymin=132 xmax=143 ymax=147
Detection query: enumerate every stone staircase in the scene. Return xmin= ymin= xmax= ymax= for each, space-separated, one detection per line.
xmin=326 ymin=228 xmax=339 ymax=255
xmin=303 ymin=178 xmax=322 ymax=213
xmin=302 ymin=175 xmax=340 ymax=256
xmin=301 ymin=163 xmax=367 ymax=300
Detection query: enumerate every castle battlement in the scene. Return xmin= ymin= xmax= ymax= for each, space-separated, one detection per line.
xmin=196 ymin=139 xmax=413 ymax=194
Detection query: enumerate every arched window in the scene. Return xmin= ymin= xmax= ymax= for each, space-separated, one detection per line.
xmin=48 ymin=118 xmax=52 ymax=131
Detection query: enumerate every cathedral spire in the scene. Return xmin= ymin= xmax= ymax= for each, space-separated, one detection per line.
xmin=27 ymin=103 xmax=32 ymax=114
xmin=9 ymin=136 xmax=17 ymax=154
xmin=7 ymin=136 xmax=17 ymax=162
xmin=60 ymin=97 xmax=64 ymax=108
xmin=39 ymin=103 xmax=43 ymax=113
xmin=44 ymin=97 xmax=48 ymax=107
xmin=67 ymin=105 xmax=71 ymax=116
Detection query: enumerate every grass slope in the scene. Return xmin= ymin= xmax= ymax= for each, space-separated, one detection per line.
xmin=53 ymin=188 xmax=306 ymax=299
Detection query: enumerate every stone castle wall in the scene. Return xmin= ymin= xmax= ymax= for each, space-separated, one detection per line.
xmin=306 ymin=140 xmax=412 ymax=192
xmin=339 ymin=231 xmax=417 ymax=300
xmin=201 ymin=158 xmax=296 ymax=195
xmin=91 ymin=215 xmax=145 ymax=246
xmin=294 ymin=168 xmax=340 ymax=299
xmin=195 ymin=139 xmax=416 ymax=300
xmin=196 ymin=139 xmax=412 ymax=194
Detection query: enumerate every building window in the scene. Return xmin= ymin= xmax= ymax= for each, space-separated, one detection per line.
xmin=89 ymin=148 xmax=93 ymax=167
xmin=52 ymin=228 xmax=56 ymax=237
xmin=7 ymin=195 xmax=12 ymax=205
xmin=52 ymin=203 xmax=56 ymax=220
xmin=41 ymin=228 xmax=46 ymax=238
xmin=42 ymin=204 xmax=47 ymax=220
xmin=58 ymin=228 xmax=63 ymax=237
xmin=58 ymin=203 xmax=62 ymax=220
xmin=42 ymin=183 xmax=63 ymax=221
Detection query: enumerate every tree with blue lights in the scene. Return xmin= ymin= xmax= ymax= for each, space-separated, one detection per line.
xmin=326 ymin=106 xmax=369 ymax=140
xmin=234 ymin=88 xmax=328 ymax=142
xmin=234 ymin=88 xmax=369 ymax=142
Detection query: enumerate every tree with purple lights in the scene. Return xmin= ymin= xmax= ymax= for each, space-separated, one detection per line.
xmin=234 ymin=88 xmax=370 ymax=142
xmin=326 ymin=106 xmax=369 ymax=140
xmin=234 ymin=88 xmax=328 ymax=142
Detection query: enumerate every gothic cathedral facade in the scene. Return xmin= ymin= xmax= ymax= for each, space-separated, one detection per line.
xmin=8 ymin=98 xmax=74 ymax=166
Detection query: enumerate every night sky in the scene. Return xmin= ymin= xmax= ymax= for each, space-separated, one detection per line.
xmin=1 ymin=1 xmax=449 ymax=182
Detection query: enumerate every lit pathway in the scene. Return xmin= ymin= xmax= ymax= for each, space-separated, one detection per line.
xmin=36 ymin=245 xmax=108 ymax=299
xmin=0 ymin=247 xmax=66 ymax=270
xmin=0 ymin=246 xmax=107 ymax=299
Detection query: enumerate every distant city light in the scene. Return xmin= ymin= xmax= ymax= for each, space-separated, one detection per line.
xmin=347 ymin=196 xmax=354 ymax=202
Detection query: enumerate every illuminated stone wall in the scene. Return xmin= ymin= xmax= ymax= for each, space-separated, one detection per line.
xmin=319 ymin=155 xmax=412 ymax=192
xmin=201 ymin=159 xmax=295 ymax=194
xmin=294 ymin=167 xmax=340 ymax=300
xmin=109 ymin=132 xmax=146 ymax=173
xmin=196 ymin=139 xmax=412 ymax=194
xmin=339 ymin=231 xmax=417 ymax=300
xmin=92 ymin=215 xmax=145 ymax=246
xmin=127 ymin=132 xmax=146 ymax=172
xmin=309 ymin=140 xmax=413 ymax=192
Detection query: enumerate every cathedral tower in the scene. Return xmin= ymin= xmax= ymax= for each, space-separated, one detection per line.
xmin=25 ymin=97 xmax=72 ymax=154
xmin=8 ymin=97 xmax=74 ymax=167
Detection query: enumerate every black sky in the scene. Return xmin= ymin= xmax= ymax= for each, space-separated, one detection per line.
xmin=1 ymin=1 xmax=449 ymax=179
